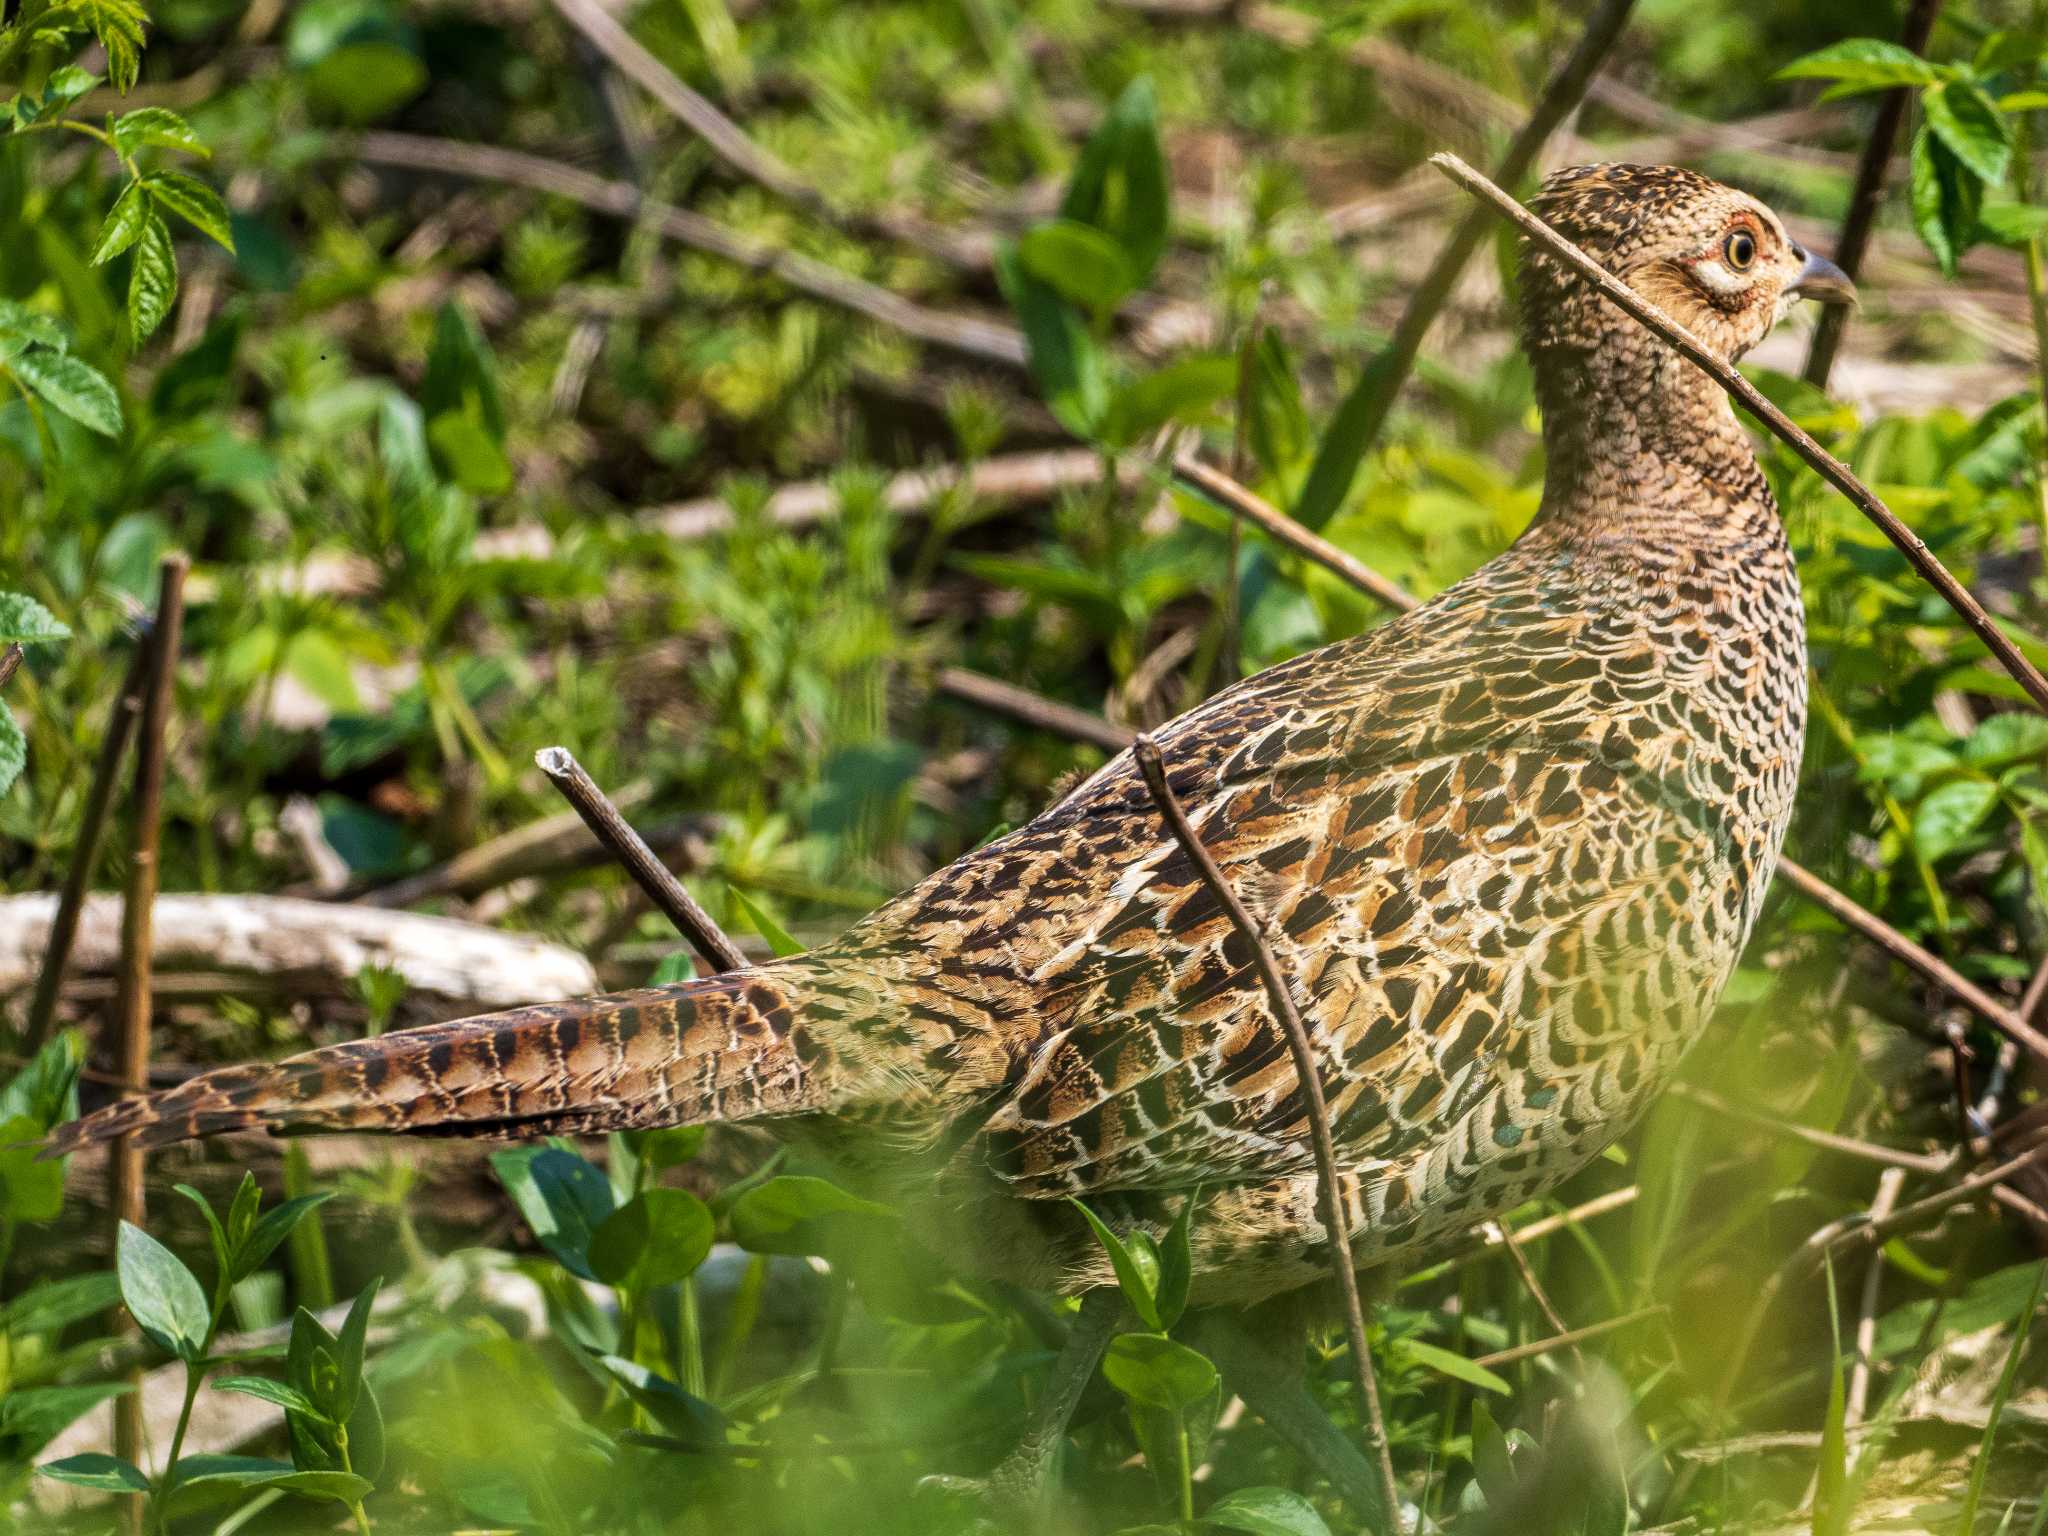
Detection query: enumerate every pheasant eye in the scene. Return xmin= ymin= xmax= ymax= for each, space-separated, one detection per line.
xmin=1723 ymin=230 xmax=1757 ymax=270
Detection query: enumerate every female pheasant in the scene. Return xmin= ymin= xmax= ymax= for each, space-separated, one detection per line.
xmin=49 ymin=164 xmax=1851 ymax=1506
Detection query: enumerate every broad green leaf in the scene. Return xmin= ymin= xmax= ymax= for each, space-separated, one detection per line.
xmin=490 ymin=1145 xmax=615 ymax=1279
xmin=1909 ymin=124 xmax=1981 ymax=278
xmin=588 ymin=1187 xmax=714 ymax=1289
xmin=1017 ymin=219 xmax=1135 ymax=317
xmin=0 ymin=1122 xmax=64 ymax=1222
xmin=1400 ymin=1337 xmax=1510 ymax=1394
xmin=1104 ymin=355 xmax=1236 ymax=448
xmin=1072 ymin=1200 xmax=1163 ymax=1329
xmin=236 ymin=1192 xmax=335 ymax=1280
xmin=89 ymin=181 xmax=151 ymax=265
xmin=0 ymin=593 xmax=70 ymax=647
xmin=117 ymin=1220 xmax=211 ymax=1360
xmin=1924 ymin=80 xmax=2011 ymax=187
xmin=0 ymin=301 xmax=67 ymax=351
xmin=1153 ymin=1190 xmax=1197 ymax=1333
xmin=1978 ymin=201 xmax=2048 ymax=246
xmin=308 ymin=42 xmax=427 ymax=123
xmin=1963 ymin=712 xmax=2048 ymax=768
xmin=1294 ymin=348 xmax=1403 ymax=531
xmin=422 ymin=301 xmax=506 ymax=441
xmin=1470 ymin=1399 xmax=1516 ymax=1505
xmin=1102 ymin=1331 xmax=1219 ymax=1411
xmin=597 ymin=1354 xmax=729 ymax=1443
xmin=1060 ymin=76 xmax=1169 ymax=284
xmin=728 ymin=1173 xmax=891 ymax=1255
xmin=996 ymin=244 xmax=1110 ymax=438
xmin=9 ymin=348 xmax=122 ymax=435
xmin=128 ymin=210 xmax=176 ymax=341
xmin=0 ymin=1271 xmax=120 ymax=1333
xmin=1774 ymin=38 xmax=1944 ymax=94
xmin=1911 ymin=776 xmax=1999 ymax=861
xmin=113 ymin=106 xmax=208 ymax=158
xmin=0 ymin=1383 xmax=134 ymax=1449
xmin=39 ymin=1453 xmax=150 ymax=1493
xmin=144 ymin=172 xmax=235 ymax=251
xmin=1201 ymin=1486 xmax=1333 ymax=1536
xmin=426 ymin=406 xmax=512 ymax=494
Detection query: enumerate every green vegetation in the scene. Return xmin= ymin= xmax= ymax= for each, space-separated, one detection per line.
xmin=5 ymin=0 xmax=2048 ymax=1531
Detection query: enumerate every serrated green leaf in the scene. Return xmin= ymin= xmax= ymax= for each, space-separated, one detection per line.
xmin=10 ymin=347 xmax=122 ymax=435
xmin=1924 ymin=80 xmax=2011 ymax=186
xmin=0 ymin=593 xmax=70 ymax=647
xmin=90 ymin=182 xmax=150 ymax=265
xmin=1774 ymin=38 xmax=1944 ymax=93
xmin=144 ymin=171 xmax=234 ymax=251
xmin=128 ymin=210 xmax=176 ymax=340
xmin=113 ymin=106 xmax=207 ymax=159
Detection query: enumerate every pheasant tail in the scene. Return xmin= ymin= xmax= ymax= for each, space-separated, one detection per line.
xmin=41 ymin=966 xmax=835 ymax=1157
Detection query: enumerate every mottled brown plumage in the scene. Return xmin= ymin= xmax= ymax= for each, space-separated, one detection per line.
xmin=50 ymin=164 xmax=1849 ymax=1315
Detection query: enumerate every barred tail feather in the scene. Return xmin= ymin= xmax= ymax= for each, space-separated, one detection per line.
xmin=42 ymin=967 xmax=828 ymax=1159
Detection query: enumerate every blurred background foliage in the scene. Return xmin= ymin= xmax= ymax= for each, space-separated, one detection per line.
xmin=6 ymin=0 xmax=2048 ymax=1530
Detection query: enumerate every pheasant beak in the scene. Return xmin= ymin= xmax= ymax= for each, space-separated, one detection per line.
xmin=1790 ymin=246 xmax=1857 ymax=306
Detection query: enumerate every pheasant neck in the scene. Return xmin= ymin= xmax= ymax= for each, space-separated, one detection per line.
xmin=1527 ymin=335 xmax=1782 ymax=565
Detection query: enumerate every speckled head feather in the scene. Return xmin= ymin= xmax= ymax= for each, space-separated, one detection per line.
xmin=49 ymin=165 xmax=1840 ymax=1314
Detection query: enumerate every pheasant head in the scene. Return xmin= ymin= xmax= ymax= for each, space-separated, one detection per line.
xmin=1515 ymin=163 xmax=1854 ymax=515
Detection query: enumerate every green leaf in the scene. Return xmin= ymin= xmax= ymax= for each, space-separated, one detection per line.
xmin=1102 ymin=1331 xmax=1219 ymax=1411
xmin=1909 ymin=124 xmax=1981 ymax=278
xmin=422 ymin=301 xmax=505 ymax=441
xmin=39 ymin=1453 xmax=150 ymax=1493
xmin=729 ymin=886 xmax=802 ymax=956
xmin=1016 ymin=219 xmax=1135 ymax=317
xmin=0 ymin=1271 xmax=120 ymax=1333
xmin=1294 ymin=348 xmax=1404 ymax=531
xmin=0 ymin=710 xmax=23 ymax=799
xmin=0 ymin=1028 xmax=83 ymax=1130
xmin=996 ymin=243 xmax=1110 ymax=439
xmin=173 ymin=1181 xmax=234 ymax=1287
xmin=588 ymin=1187 xmax=714 ymax=1289
xmin=9 ymin=347 xmax=122 ymax=436
xmin=1924 ymin=80 xmax=2012 ymax=187
xmin=118 ymin=1220 xmax=212 ymax=1360
xmin=128 ymin=210 xmax=177 ymax=341
xmin=0 ymin=1383 xmax=134 ymax=1450
xmin=285 ymin=629 xmax=361 ymax=712
xmin=0 ymin=1116 xmax=66 ymax=1223
xmin=113 ymin=106 xmax=208 ymax=159
xmin=212 ymin=1376 xmax=326 ymax=1418
xmin=1071 ymin=1200 xmax=1163 ymax=1329
xmin=307 ymin=41 xmax=427 ymax=124
xmin=0 ymin=593 xmax=70 ymax=647
xmin=1774 ymin=38 xmax=1944 ymax=94
xmin=1153 ymin=1190 xmax=1197 ymax=1333
xmin=489 ymin=1145 xmax=615 ymax=1279
xmin=236 ymin=1193 xmax=335 ymax=1281
xmin=0 ymin=302 xmax=67 ymax=353
xmin=1963 ymin=713 xmax=2048 ymax=768
xmin=1911 ymin=776 xmax=2000 ymax=861
xmin=1470 ymin=1399 xmax=1516 ymax=1505
xmin=1201 ymin=1486 xmax=1334 ymax=1536
xmin=1977 ymin=201 xmax=2048 ymax=246
xmin=597 ymin=1355 xmax=729 ymax=1444
xmin=144 ymin=172 xmax=235 ymax=252
xmin=425 ymin=406 xmax=512 ymax=494
xmin=1104 ymin=355 xmax=1236 ymax=448
xmin=1061 ymin=76 xmax=1169 ymax=284
xmin=89 ymin=181 xmax=151 ymax=265
xmin=1399 ymin=1337 xmax=1511 ymax=1395
xmin=728 ymin=1173 xmax=891 ymax=1255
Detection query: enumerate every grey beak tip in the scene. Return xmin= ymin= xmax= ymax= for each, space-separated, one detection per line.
xmin=1795 ymin=249 xmax=1858 ymax=308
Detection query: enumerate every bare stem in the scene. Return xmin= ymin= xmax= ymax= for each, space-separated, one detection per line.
xmin=1130 ymin=732 xmax=1401 ymax=1528
xmin=1432 ymin=150 xmax=2048 ymax=718
xmin=534 ymin=747 xmax=748 ymax=975
xmin=0 ymin=643 xmax=21 ymax=692
xmin=22 ymin=640 xmax=151 ymax=1051
xmin=110 ymin=554 xmax=187 ymax=1536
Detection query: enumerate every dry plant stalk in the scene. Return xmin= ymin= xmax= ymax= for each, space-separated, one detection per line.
xmin=0 ymin=643 xmax=22 ymax=692
xmin=109 ymin=554 xmax=187 ymax=1530
xmin=535 ymin=747 xmax=748 ymax=975
xmin=1130 ymin=732 xmax=1401 ymax=1527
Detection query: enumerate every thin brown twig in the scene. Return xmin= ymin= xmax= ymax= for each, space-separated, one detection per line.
xmin=1493 ymin=1219 xmax=1581 ymax=1370
xmin=535 ymin=747 xmax=748 ymax=975
xmin=1130 ymin=732 xmax=1400 ymax=1527
xmin=1172 ymin=456 xmax=1419 ymax=613
xmin=0 ymin=643 xmax=22 ymax=693
xmin=1669 ymin=1082 xmax=1950 ymax=1175
xmin=1432 ymin=150 xmax=2048 ymax=718
xmin=1776 ymin=855 xmax=2048 ymax=1062
xmin=109 ymin=555 xmax=186 ymax=1531
xmin=352 ymin=132 xmax=1028 ymax=370
xmin=1336 ymin=0 xmax=1637 ymax=464
xmin=936 ymin=669 xmax=1133 ymax=753
xmin=22 ymin=642 xmax=151 ymax=1051
xmin=1802 ymin=0 xmax=1944 ymax=387
xmin=1845 ymin=1166 xmax=1906 ymax=1428
xmin=1469 ymin=1304 xmax=1664 ymax=1371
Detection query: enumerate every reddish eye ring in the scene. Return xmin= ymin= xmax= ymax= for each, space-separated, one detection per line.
xmin=1723 ymin=230 xmax=1757 ymax=270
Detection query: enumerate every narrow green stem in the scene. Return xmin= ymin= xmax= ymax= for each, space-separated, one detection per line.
xmin=1175 ymin=1416 xmax=1193 ymax=1525
xmin=152 ymin=1363 xmax=205 ymax=1536
xmin=676 ymin=1278 xmax=705 ymax=1397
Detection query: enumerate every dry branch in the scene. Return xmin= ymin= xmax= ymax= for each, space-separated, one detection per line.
xmin=1469 ymin=1304 xmax=1663 ymax=1371
xmin=1432 ymin=150 xmax=2048 ymax=718
xmin=535 ymin=747 xmax=747 ymax=974
xmin=1131 ymin=732 xmax=1400 ymax=1526
xmin=936 ymin=668 xmax=1133 ymax=752
xmin=1802 ymin=0 xmax=1944 ymax=388
xmin=109 ymin=555 xmax=184 ymax=1527
xmin=22 ymin=642 xmax=150 ymax=1051
xmin=352 ymin=132 xmax=1028 ymax=369
xmin=0 ymin=893 xmax=599 ymax=1008
xmin=0 ymin=643 xmax=21 ymax=692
